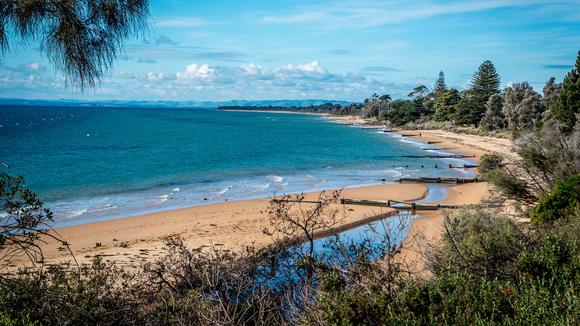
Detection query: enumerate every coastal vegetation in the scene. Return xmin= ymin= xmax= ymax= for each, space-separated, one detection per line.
xmin=223 ymin=51 xmax=580 ymax=142
xmin=1 ymin=165 xmax=578 ymax=324
xmin=1 ymin=3 xmax=579 ymax=320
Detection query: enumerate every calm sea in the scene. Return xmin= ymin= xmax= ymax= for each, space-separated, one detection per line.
xmin=0 ymin=106 xmax=473 ymax=227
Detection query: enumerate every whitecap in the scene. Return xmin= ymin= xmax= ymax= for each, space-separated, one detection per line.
xmin=172 ymin=187 xmax=181 ymax=192
xmin=62 ymin=209 xmax=88 ymax=219
xmin=151 ymin=195 xmax=171 ymax=206
xmin=213 ymin=186 xmax=232 ymax=196
xmin=253 ymin=183 xmax=270 ymax=192
xmin=384 ymin=170 xmax=403 ymax=179
xmin=87 ymin=204 xmax=117 ymax=213
xmin=267 ymin=175 xmax=285 ymax=183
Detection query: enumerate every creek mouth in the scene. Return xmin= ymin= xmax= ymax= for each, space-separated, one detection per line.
xmin=254 ymin=184 xmax=450 ymax=290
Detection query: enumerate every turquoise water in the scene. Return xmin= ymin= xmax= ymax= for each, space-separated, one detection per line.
xmin=0 ymin=106 xmax=473 ymax=227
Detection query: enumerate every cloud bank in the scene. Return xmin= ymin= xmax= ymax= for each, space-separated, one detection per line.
xmin=0 ymin=61 xmax=415 ymax=101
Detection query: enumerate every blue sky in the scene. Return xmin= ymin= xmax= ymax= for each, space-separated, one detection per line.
xmin=1 ymin=0 xmax=579 ymax=102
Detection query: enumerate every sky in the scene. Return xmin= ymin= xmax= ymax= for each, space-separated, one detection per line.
xmin=1 ymin=0 xmax=579 ymax=102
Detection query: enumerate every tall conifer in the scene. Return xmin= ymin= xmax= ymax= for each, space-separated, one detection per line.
xmin=433 ymin=71 xmax=447 ymax=97
xmin=456 ymin=60 xmax=501 ymax=125
xmin=552 ymin=51 xmax=580 ymax=131
xmin=471 ymin=60 xmax=501 ymax=100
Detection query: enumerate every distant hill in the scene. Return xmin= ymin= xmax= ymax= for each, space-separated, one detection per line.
xmin=0 ymin=98 xmax=353 ymax=109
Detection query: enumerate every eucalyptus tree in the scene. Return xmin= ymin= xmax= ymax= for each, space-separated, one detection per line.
xmin=480 ymin=94 xmax=506 ymax=130
xmin=502 ymin=82 xmax=545 ymax=134
xmin=0 ymin=0 xmax=150 ymax=89
xmin=542 ymin=77 xmax=562 ymax=112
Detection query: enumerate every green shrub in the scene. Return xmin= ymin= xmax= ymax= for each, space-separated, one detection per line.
xmin=309 ymin=208 xmax=579 ymax=325
xmin=432 ymin=210 xmax=526 ymax=280
xmin=478 ymin=153 xmax=503 ymax=175
xmin=381 ymin=99 xmax=423 ymax=126
xmin=483 ymin=169 xmax=537 ymax=204
xmin=532 ymin=175 xmax=580 ymax=223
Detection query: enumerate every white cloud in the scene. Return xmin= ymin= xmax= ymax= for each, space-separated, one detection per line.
xmin=118 ymin=61 xmax=416 ymax=100
xmin=284 ymin=61 xmax=327 ymax=74
xmin=0 ymin=60 xmax=417 ymax=101
xmin=147 ymin=72 xmax=167 ymax=81
xmin=241 ymin=63 xmax=266 ymax=75
xmin=176 ymin=64 xmax=213 ymax=79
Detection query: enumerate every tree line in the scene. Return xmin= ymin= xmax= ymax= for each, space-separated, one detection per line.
xmin=356 ymin=52 xmax=579 ymax=135
xmin=226 ymin=51 xmax=579 ymax=139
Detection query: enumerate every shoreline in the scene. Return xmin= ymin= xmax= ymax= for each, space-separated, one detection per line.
xmin=220 ymin=109 xmax=330 ymax=116
xmin=9 ymin=113 xmax=513 ymax=271
xmin=17 ymin=183 xmax=428 ymax=270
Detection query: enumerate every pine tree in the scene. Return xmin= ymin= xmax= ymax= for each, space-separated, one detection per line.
xmin=552 ymin=51 xmax=580 ymax=131
xmin=456 ymin=60 xmax=501 ymax=125
xmin=433 ymin=71 xmax=447 ymax=97
xmin=0 ymin=0 xmax=149 ymax=89
xmin=471 ymin=60 xmax=501 ymax=100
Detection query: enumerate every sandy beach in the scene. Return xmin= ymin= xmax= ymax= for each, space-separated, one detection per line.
xmin=23 ymin=183 xmax=427 ymax=269
xmin=9 ymin=114 xmax=514 ymax=272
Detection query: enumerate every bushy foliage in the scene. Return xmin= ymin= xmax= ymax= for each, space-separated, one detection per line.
xmin=433 ymin=88 xmax=460 ymax=122
xmin=0 ymin=173 xmax=70 ymax=270
xmin=308 ymin=209 xmax=579 ymax=325
xmin=454 ymin=90 xmax=483 ymax=125
xmin=480 ymin=94 xmax=506 ymax=130
xmin=552 ymin=51 xmax=580 ymax=131
xmin=543 ymin=77 xmax=562 ymax=112
xmin=0 ymin=258 xmax=141 ymax=325
xmin=381 ymin=99 xmax=423 ymax=126
xmin=482 ymin=119 xmax=580 ymax=205
xmin=532 ymin=174 xmax=580 ymax=223
xmin=1 ymin=187 xmax=579 ymax=325
xmin=0 ymin=238 xmax=287 ymax=325
xmin=502 ymin=82 xmax=545 ymax=135
xmin=361 ymin=93 xmax=391 ymax=119
xmin=479 ymin=153 xmax=504 ymax=173
xmin=0 ymin=0 xmax=149 ymax=89
xmin=431 ymin=210 xmax=526 ymax=280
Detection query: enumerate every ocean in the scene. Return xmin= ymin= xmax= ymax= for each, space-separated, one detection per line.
xmin=0 ymin=106 xmax=474 ymax=227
